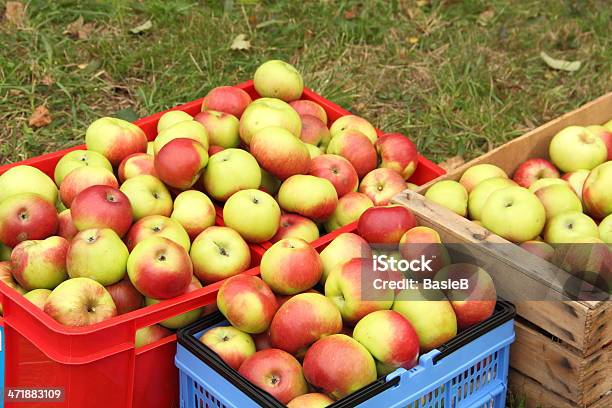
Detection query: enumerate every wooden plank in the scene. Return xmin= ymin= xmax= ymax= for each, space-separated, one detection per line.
xmin=510 ymin=320 xmax=612 ymax=405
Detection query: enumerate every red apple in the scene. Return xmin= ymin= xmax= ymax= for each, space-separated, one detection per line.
xmin=250 ymin=126 xmax=311 ymax=181
xmin=57 ymin=209 xmax=78 ymax=241
xmin=59 ymin=166 xmax=118 ymax=208
xmin=253 ymin=331 xmax=272 ymax=351
xmin=154 ymin=138 xmax=208 ymax=190
xmin=70 ymin=186 xmax=133 ymax=237
xmin=201 ymin=86 xmax=252 ymax=118
xmin=118 ymin=153 xmax=158 ymax=183
xmin=238 ymin=349 xmax=308 ymax=404
xmin=357 ymin=205 xmax=417 ymax=244
xmin=326 ymin=130 xmax=377 ymax=178
xmin=299 ymin=115 xmax=331 ymax=149
xmin=375 ymin=133 xmax=419 ymax=180
xmin=512 ymin=158 xmax=560 ymax=188
xmin=309 ymin=154 xmax=358 ymax=198
xmin=289 ymin=100 xmax=328 ymax=124
xmin=0 ymin=193 xmax=58 ymax=248
xmin=359 ymin=168 xmax=407 ymax=206
xmin=106 ymin=278 xmax=144 ymax=315
xmin=270 ymin=214 xmax=319 ymax=243
xmin=85 ymin=117 xmax=148 ymax=167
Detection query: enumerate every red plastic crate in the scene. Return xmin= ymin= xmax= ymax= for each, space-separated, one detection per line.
xmin=0 ymin=80 xmax=444 ymax=408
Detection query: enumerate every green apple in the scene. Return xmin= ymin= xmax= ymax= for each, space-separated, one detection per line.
xmin=319 ymin=233 xmax=370 ymax=284
xmin=156 ymin=110 xmax=193 ymax=133
xmin=199 ymin=325 xmax=256 ymax=370
xmin=203 ymin=148 xmax=261 ymax=201
xmin=145 ymin=275 xmax=202 ymax=329
xmin=468 ymin=177 xmax=517 ymax=220
xmin=528 ymin=177 xmax=570 ymax=193
xmin=171 ymin=190 xmax=216 ymax=241
xmin=305 ymin=143 xmax=323 ymax=158
xmin=481 ymin=186 xmax=545 ymax=242
xmin=0 ymin=165 xmax=58 ymax=205
xmin=562 ymin=169 xmax=590 ymax=200
xmin=425 ymin=180 xmax=468 ymax=216
xmin=271 ymin=214 xmax=320 ymax=243
xmin=239 ymin=98 xmax=302 ymax=145
xmin=535 ymin=184 xmax=583 ymax=221
xmin=11 ymin=236 xmax=69 ymax=290
xmin=153 ymin=120 xmax=209 ymax=155
xmin=135 ymin=324 xmax=172 ymax=348
xmin=120 ymin=175 xmax=173 ymax=220
xmin=126 ymin=215 xmax=191 ymax=251
xmin=549 ymin=126 xmax=607 ymax=172
xmin=599 ymin=214 xmax=612 ymax=243
xmin=223 ymin=189 xmax=281 ymax=243
xmin=544 ymin=211 xmax=600 ymax=244
xmin=253 ymin=60 xmax=304 ymax=102
xmin=459 ymin=164 xmax=508 ymax=193
xmin=23 ymin=288 xmax=52 ymax=310
xmin=324 ymin=192 xmax=373 ymax=232
xmin=54 ymin=150 xmax=113 ymax=186
xmin=194 ymin=110 xmax=240 ymax=148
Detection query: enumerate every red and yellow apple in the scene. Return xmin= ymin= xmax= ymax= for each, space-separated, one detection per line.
xmin=202 ymin=86 xmax=252 ymax=118
xmin=309 ymin=154 xmax=358 ymax=198
xmin=326 ymin=130 xmax=377 ymax=178
xmin=375 ymin=133 xmax=419 ymax=180
xmin=250 ymin=126 xmax=311 ymax=181
xmin=277 ymin=175 xmax=338 ymax=222
xmin=359 ymin=168 xmax=406 ymax=206
xmin=85 ymin=117 xmax=148 ymax=166
xmin=0 ymin=193 xmax=58 ymax=248
xmin=11 ymin=236 xmax=69 ymax=290
xmin=357 ymin=205 xmax=417 ymax=244
xmin=70 ymin=185 xmax=133 ymax=237
xmin=200 ymin=325 xmax=256 ymax=370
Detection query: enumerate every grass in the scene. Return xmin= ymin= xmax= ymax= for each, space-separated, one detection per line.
xmin=1 ymin=0 xmax=611 ymax=166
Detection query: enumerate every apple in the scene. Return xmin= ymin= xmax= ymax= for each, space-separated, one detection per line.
xmin=145 ymin=275 xmax=203 ymax=329
xmin=261 ymin=238 xmax=323 ymax=295
xmin=310 ymin=154 xmax=358 ymax=198
xmin=550 ymin=238 xmax=611 ymax=291
xmin=399 ymin=226 xmax=451 ymax=280
xmin=135 ymin=324 xmax=172 ymax=348
xmin=289 ymin=100 xmax=328 ymax=124
xmin=156 ymin=110 xmax=193 ymax=133
xmin=359 ymin=168 xmax=407 ymax=206
xmin=375 ymin=133 xmax=419 ymax=180
xmin=200 ymin=325 xmax=256 ymax=369
xmin=0 ymin=243 xmax=11 ymax=261
xmin=303 ymin=334 xmax=377 ymax=399
xmin=118 ymin=153 xmax=157 ymax=183
xmin=259 ymin=168 xmax=282 ymax=195
xmin=0 ymin=165 xmax=58 ymax=205
xmin=549 ymin=126 xmax=607 ymax=172
xmin=562 ymin=170 xmax=590 ymax=200
xmin=512 ymin=158 xmax=560 ymax=188
xmin=253 ymin=60 xmax=304 ymax=102
xmin=582 ymin=161 xmax=612 ymax=219
xmin=193 ymin=110 xmax=240 ymax=149
xmin=305 ymin=143 xmax=323 ymax=159
xmin=481 ymin=186 xmax=545 ymax=242
xmin=459 ymin=164 xmax=508 ymax=193
xmin=106 ymin=278 xmax=143 ymax=315
xmin=209 ymin=145 xmax=224 ymax=156
xmin=600 ymin=214 xmax=612 ymax=243
xmin=425 ymin=180 xmax=468 ymax=216
xmin=467 ymin=177 xmax=517 ymax=221
xmin=54 ymin=150 xmax=113 ymax=186
xmin=325 ymin=192 xmax=373 ymax=232
xmin=529 ymin=177 xmax=570 ymax=193
xmin=325 ymin=258 xmax=394 ymax=324
xmin=23 ymin=288 xmax=52 ymax=310
xmin=0 ymin=261 xmax=23 ymax=296
xmin=152 ymin=120 xmax=209 ymax=155
xmin=239 ymin=98 xmax=302 ymax=145
xmin=190 ymin=226 xmax=251 ymax=283
xmin=44 ymin=277 xmax=117 ymax=326
xmin=435 ymin=263 xmax=497 ymax=330
xmin=330 ymin=115 xmax=377 ymax=144
xmin=154 ymin=138 xmax=208 ymax=190
xmin=520 ymin=240 xmax=555 ymax=261
xmin=393 ymin=286 xmax=457 ymax=351
xmin=299 ymin=115 xmax=331 ymax=149
xmin=357 ymin=205 xmax=417 ymax=244
xmin=0 ymin=193 xmax=58 ymax=248
xmin=250 ymin=126 xmax=311 ymax=181
xmin=201 ymin=86 xmax=252 ymax=118
xmin=586 ymin=125 xmax=612 ymax=160
xmin=353 ymin=310 xmax=420 ymax=376
xmin=127 ymin=236 xmax=193 ymax=299
xmin=126 ymin=215 xmax=190 ymax=251
xmin=57 ymin=209 xmax=78 ymax=240
xmin=287 ymin=393 xmax=334 ymax=408
xmin=544 ymin=211 xmax=600 ymax=243
xmin=320 ymin=232 xmax=371 ymax=284
xmin=59 ymin=166 xmax=118 ymax=208
xmin=277 ymin=175 xmax=338 ymax=222
xmin=217 ymin=274 xmax=278 ymax=333
xmin=11 ymin=236 xmax=68 ymax=290
xmin=223 ymin=189 xmax=281 ymax=243
xmin=67 ymin=228 xmax=129 ymax=286
xmin=170 ymin=190 xmax=216 ymax=240
xmin=70 ymin=185 xmax=133 ymax=237
xmin=85 ymin=117 xmax=147 ymax=166
xmin=326 ymin=130 xmax=377 ymax=178
xmin=239 ymin=349 xmax=308 ymax=404
xmin=147 ymin=142 xmax=154 ymax=155
xmin=253 ymin=331 xmax=272 ymax=351
xmin=271 ymin=214 xmax=319 ymax=243
xmin=270 ymin=292 xmax=342 ymax=357
xmin=203 ymin=148 xmax=261 ymax=201
xmin=120 ymin=175 xmax=173 ymax=220
xmin=534 ymin=184 xmax=583 ymax=221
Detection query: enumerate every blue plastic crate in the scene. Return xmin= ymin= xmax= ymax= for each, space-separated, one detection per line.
xmin=176 ymin=302 xmax=515 ymax=408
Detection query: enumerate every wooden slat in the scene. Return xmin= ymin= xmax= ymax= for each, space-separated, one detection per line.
xmin=510 ymin=320 xmax=611 ymax=405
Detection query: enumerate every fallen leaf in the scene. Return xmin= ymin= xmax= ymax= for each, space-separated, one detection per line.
xmin=41 ymin=74 xmax=54 ymax=86
xmin=129 ymin=20 xmax=152 ymax=35
xmin=64 ymin=16 xmax=94 ymax=40
xmin=29 ymin=106 xmax=52 ymax=128
xmin=114 ymin=108 xmax=139 ymax=122
xmin=344 ymin=6 xmax=358 ymax=20
xmin=409 ymin=36 xmax=419 ymax=44
xmin=477 ymin=9 xmax=495 ymax=26
xmin=9 ymin=89 xmax=22 ymax=96
xmin=438 ymin=155 xmax=465 ymax=171
xmin=77 ymin=63 xmax=89 ymax=69
xmin=416 ymin=0 xmax=430 ymax=7
xmin=4 ymin=1 xmax=26 ymax=26
xmin=230 ymin=34 xmax=251 ymax=51
xmin=540 ymin=51 xmax=581 ymax=72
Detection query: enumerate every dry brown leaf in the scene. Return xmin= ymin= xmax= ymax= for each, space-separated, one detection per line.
xmin=344 ymin=6 xmax=358 ymax=20
xmin=477 ymin=9 xmax=495 ymax=26
xmin=438 ymin=155 xmax=465 ymax=171
xmin=4 ymin=1 xmax=26 ymax=26
xmin=64 ymin=16 xmax=94 ymax=40
xmin=9 ymin=89 xmax=22 ymax=96
xmin=230 ymin=34 xmax=251 ymax=51
xmin=29 ymin=106 xmax=52 ymax=128
xmin=41 ymin=74 xmax=54 ymax=86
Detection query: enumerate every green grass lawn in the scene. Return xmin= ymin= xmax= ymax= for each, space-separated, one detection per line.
xmin=1 ymin=0 xmax=610 ymax=167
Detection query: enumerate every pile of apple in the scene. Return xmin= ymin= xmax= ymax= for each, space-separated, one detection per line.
xmin=0 ymin=59 xmax=421 ymax=347
xmin=424 ymin=124 xmax=611 ymax=288
xmin=200 ymin=205 xmax=497 ymax=407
